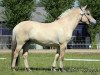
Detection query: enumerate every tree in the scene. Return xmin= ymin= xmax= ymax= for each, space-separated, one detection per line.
xmin=79 ymin=0 xmax=100 ymax=47
xmin=40 ymin=0 xmax=73 ymax=22
xmin=1 ymin=0 xmax=35 ymax=30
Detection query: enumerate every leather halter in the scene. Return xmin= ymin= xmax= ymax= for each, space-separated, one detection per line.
xmin=80 ymin=7 xmax=91 ymax=24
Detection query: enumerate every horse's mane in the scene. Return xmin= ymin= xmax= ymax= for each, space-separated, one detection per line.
xmin=58 ymin=7 xmax=78 ymax=19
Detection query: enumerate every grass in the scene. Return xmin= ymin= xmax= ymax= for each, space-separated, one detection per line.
xmin=0 ymin=52 xmax=100 ymax=75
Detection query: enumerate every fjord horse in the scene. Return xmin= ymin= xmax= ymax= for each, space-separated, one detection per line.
xmin=11 ymin=6 xmax=96 ymax=71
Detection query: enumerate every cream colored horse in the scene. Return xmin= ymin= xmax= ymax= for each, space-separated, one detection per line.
xmin=11 ymin=6 xmax=96 ymax=71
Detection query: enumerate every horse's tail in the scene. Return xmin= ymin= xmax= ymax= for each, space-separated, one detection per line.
xmin=11 ymin=31 xmax=19 ymax=67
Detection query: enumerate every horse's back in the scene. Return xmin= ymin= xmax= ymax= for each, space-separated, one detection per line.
xmin=14 ymin=21 xmax=37 ymax=29
xmin=12 ymin=21 xmax=39 ymax=41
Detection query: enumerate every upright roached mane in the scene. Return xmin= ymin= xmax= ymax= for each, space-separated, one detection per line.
xmin=58 ymin=9 xmax=71 ymax=19
xmin=11 ymin=6 xmax=96 ymax=72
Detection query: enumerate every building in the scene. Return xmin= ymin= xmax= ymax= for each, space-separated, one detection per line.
xmin=68 ymin=23 xmax=91 ymax=49
xmin=0 ymin=6 xmax=12 ymax=49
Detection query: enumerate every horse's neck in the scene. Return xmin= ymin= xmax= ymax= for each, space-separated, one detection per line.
xmin=57 ymin=12 xmax=81 ymax=32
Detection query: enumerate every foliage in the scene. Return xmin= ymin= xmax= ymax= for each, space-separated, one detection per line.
xmin=1 ymin=0 xmax=35 ymax=30
xmin=79 ymin=0 xmax=100 ymax=44
xmin=40 ymin=0 xmax=73 ymax=22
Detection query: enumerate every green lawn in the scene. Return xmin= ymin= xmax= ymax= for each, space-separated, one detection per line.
xmin=0 ymin=52 xmax=100 ymax=75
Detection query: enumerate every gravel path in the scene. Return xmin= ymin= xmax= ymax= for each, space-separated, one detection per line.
xmin=0 ymin=49 xmax=100 ymax=54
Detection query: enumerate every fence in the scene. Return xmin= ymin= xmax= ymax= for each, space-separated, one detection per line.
xmin=0 ymin=35 xmax=100 ymax=49
xmin=0 ymin=35 xmax=11 ymax=49
xmin=67 ymin=36 xmax=91 ymax=49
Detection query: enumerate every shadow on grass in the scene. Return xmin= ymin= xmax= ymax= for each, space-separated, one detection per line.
xmin=65 ymin=66 xmax=100 ymax=72
xmin=19 ymin=67 xmax=51 ymax=71
xmin=18 ymin=66 xmax=100 ymax=72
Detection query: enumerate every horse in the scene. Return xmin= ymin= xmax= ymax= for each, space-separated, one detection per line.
xmin=11 ymin=5 xmax=96 ymax=71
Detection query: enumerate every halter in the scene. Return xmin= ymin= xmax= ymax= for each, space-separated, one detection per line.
xmin=79 ymin=7 xmax=91 ymax=24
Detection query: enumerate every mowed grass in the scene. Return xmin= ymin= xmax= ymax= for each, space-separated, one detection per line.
xmin=0 ymin=52 xmax=100 ymax=75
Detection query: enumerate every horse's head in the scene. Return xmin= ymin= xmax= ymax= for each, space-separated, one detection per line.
xmin=79 ymin=5 xmax=96 ymax=25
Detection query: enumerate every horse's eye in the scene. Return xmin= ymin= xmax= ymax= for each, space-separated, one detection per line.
xmin=87 ymin=13 xmax=89 ymax=15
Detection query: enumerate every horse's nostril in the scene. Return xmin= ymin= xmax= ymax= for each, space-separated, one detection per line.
xmin=91 ymin=19 xmax=96 ymax=24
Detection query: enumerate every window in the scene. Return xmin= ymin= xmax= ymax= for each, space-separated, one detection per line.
xmin=0 ymin=21 xmax=12 ymax=35
xmin=68 ymin=23 xmax=91 ymax=49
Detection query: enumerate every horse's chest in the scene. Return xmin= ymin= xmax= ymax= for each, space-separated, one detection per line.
xmin=58 ymin=32 xmax=72 ymax=43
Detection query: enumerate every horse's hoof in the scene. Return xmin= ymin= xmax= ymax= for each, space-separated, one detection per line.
xmin=11 ymin=67 xmax=17 ymax=71
xmin=59 ymin=68 xmax=66 ymax=72
xmin=12 ymin=69 xmax=16 ymax=71
xmin=51 ymin=66 xmax=57 ymax=72
xmin=25 ymin=68 xmax=32 ymax=72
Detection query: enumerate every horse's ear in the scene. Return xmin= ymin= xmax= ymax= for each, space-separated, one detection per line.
xmin=82 ymin=5 xmax=87 ymax=10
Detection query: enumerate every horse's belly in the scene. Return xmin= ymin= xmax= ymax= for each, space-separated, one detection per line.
xmin=35 ymin=37 xmax=59 ymax=45
xmin=30 ymin=35 xmax=59 ymax=45
xmin=41 ymin=39 xmax=59 ymax=45
xmin=29 ymin=30 xmax=59 ymax=45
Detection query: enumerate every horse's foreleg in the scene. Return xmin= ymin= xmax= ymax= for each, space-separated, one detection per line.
xmin=51 ymin=47 xmax=60 ymax=71
xmin=59 ymin=42 xmax=66 ymax=72
xmin=59 ymin=50 xmax=65 ymax=72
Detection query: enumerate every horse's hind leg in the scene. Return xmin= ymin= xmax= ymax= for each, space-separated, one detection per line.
xmin=11 ymin=42 xmax=25 ymax=71
xmin=22 ymin=40 xmax=31 ymax=71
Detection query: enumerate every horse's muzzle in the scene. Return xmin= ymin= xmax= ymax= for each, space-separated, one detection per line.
xmin=90 ymin=19 xmax=97 ymax=25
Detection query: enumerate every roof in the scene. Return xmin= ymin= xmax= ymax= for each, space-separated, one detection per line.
xmin=30 ymin=7 xmax=47 ymax=22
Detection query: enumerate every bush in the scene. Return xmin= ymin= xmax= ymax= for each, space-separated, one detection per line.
xmin=1 ymin=0 xmax=35 ymax=30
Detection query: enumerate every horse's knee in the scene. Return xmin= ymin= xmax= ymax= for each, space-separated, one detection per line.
xmin=60 ymin=50 xmax=65 ymax=61
xmin=13 ymin=51 xmax=19 ymax=58
xmin=60 ymin=54 xmax=64 ymax=61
